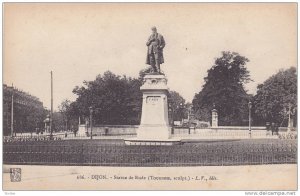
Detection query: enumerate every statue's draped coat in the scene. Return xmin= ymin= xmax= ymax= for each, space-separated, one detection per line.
xmin=146 ymin=33 xmax=165 ymax=65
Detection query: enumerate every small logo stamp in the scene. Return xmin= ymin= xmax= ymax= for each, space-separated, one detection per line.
xmin=10 ymin=168 xmax=21 ymax=182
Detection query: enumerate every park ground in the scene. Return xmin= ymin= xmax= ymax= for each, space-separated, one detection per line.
xmin=3 ymin=164 xmax=297 ymax=190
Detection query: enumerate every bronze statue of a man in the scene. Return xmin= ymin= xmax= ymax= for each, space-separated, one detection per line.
xmin=146 ymin=26 xmax=166 ymax=73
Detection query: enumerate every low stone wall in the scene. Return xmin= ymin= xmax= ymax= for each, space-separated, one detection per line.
xmin=78 ymin=125 xmax=290 ymax=139
xmin=174 ymin=126 xmax=266 ymax=133
xmin=172 ymin=129 xmax=270 ymax=139
xmin=212 ymin=126 xmax=266 ymax=131
xmin=78 ymin=125 xmax=138 ymax=136
xmin=172 ymin=126 xmax=294 ymax=139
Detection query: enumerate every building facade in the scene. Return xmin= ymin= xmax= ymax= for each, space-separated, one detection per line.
xmin=3 ymin=84 xmax=46 ymax=136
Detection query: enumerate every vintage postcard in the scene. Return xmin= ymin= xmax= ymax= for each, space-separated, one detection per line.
xmin=2 ymin=2 xmax=297 ymax=191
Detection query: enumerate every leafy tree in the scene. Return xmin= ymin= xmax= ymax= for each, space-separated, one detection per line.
xmin=253 ymin=67 xmax=297 ymax=126
xmin=14 ymin=104 xmax=44 ymax=134
xmin=57 ymin=99 xmax=74 ymax=131
xmin=58 ymin=99 xmax=70 ymax=128
xmin=72 ymin=71 xmax=143 ymax=125
xmin=52 ymin=112 xmax=65 ymax=132
xmin=169 ymin=91 xmax=188 ymax=121
xmin=70 ymin=69 xmax=187 ymax=126
xmin=192 ymin=51 xmax=251 ymax=126
xmin=25 ymin=106 xmax=46 ymax=133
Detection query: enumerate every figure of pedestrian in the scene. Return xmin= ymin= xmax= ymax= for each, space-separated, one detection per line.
xmin=271 ymin=122 xmax=275 ymax=135
xmin=73 ymin=129 xmax=77 ymax=137
xmin=274 ymin=123 xmax=279 ymax=135
xmin=266 ymin=122 xmax=271 ymax=136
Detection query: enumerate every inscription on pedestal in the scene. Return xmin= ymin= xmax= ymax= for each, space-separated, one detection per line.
xmin=146 ymin=96 xmax=160 ymax=105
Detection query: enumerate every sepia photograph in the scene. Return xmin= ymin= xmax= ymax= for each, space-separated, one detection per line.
xmin=2 ymin=2 xmax=298 ymax=192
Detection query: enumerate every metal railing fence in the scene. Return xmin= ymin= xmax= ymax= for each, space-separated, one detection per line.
xmin=3 ymin=140 xmax=297 ymax=166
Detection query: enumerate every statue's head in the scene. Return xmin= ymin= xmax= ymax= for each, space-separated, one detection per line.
xmin=151 ymin=26 xmax=157 ymax=34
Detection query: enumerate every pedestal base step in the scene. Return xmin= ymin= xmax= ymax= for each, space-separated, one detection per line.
xmin=124 ymin=138 xmax=181 ymax=146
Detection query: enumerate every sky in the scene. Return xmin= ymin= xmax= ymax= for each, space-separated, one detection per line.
xmin=3 ymin=3 xmax=297 ymax=110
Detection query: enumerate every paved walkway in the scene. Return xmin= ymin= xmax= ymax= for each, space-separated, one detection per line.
xmin=3 ymin=164 xmax=296 ymax=190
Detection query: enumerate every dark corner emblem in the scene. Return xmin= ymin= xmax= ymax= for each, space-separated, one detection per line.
xmin=10 ymin=168 xmax=21 ymax=182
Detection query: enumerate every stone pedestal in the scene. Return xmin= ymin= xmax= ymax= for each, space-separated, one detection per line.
xmin=124 ymin=74 xmax=180 ymax=145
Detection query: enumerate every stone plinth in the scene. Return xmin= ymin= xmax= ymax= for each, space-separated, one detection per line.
xmin=124 ymin=138 xmax=181 ymax=146
xmin=139 ymin=74 xmax=170 ymax=139
xmin=125 ymin=74 xmax=180 ymax=145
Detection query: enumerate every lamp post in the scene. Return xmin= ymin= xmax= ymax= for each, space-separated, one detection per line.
xmin=179 ymin=102 xmax=183 ymax=119
xmin=10 ymin=84 xmax=14 ymax=137
xmin=168 ymin=100 xmax=174 ymax=134
xmin=89 ymin=106 xmax=93 ymax=139
xmin=287 ymin=103 xmax=291 ymax=132
xmin=50 ymin=71 xmax=53 ymax=140
xmin=248 ymin=101 xmax=252 ymax=138
xmin=169 ymin=107 xmax=174 ymax=134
